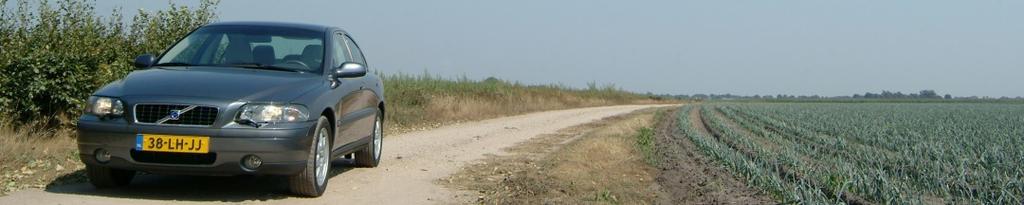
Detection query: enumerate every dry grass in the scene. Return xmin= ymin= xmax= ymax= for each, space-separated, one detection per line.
xmin=382 ymin=73 xmax=667 ymax=133
xmin=0 ymin=120 xmax=85 ymax=195
xmin=545 ymin=110 xmax=659 ymax=204
xmin=423 ymin=94 xmax=654 ymax=123
xmin=444 ymin=108 xmax=665 ymax=204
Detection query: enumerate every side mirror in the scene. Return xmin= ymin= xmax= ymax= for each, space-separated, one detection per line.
xmin=334 ymin=62 xmax=367 ymax=78
xmin=134 ymin=54 xmax=155 ymax=69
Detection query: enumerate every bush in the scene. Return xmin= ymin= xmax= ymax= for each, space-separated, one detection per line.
xmin=0 ymin=0 xmax=218 ymax=124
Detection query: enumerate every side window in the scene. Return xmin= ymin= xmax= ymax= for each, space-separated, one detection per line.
xmin=343 ymin=35 xmax=366 ymax=64
xmin=331 ymin=33 xmax=351 ymax=67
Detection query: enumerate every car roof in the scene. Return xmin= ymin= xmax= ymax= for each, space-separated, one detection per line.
xmin=205 ymin=21 xmax=341 ymax=33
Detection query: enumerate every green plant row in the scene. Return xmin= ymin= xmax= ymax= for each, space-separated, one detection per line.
xmin=703 ymin=102 xmax=1024 ymax=204
xmin=715 ymin=105 xmax=917 ymax=204
xmin=675 ymin=105 xmax=816 ymax=203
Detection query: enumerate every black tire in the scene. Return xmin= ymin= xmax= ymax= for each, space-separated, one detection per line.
xmin=355 ymin=109 xmax=383 ymax=167
xmin=86 ymin=165 xmax=135 ymax=188
xmin=288 ymin=116 xmax=331 ymax=197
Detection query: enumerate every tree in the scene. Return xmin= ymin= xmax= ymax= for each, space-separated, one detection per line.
xmin=881 ymin=91 xmax=894 ymax=98
xmin=0 ymin=0 xmax=220 ymax=122
xmin=919 ymin=90 xmax=939 ymax=98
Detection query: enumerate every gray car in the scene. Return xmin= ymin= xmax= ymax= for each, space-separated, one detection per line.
xmin=77 ymin=22 xmax=384 ymax=197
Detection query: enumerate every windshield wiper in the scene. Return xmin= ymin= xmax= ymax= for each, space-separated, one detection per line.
xmin=227 ymin=63 xmax=301 ymax=73
xmin=152 ymin=62 xmax=195 ymax=67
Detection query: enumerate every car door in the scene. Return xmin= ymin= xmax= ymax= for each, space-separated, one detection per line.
xmin=335 ymin=34 xmax=378 ymax=149
xmin=327 ymin=32 xmax=365 ymax=151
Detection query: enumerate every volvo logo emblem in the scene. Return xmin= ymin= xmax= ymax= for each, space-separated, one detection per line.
xmin=168 ymin=110 xmax=182 ymax=120
xmin=154 ymin=105 xmax=198 ymax=125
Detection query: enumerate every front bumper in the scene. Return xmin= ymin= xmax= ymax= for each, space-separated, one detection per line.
xmin=77 ymin=119 xmax=317 ymax=176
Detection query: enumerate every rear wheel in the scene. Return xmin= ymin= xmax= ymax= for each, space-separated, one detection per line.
xmin=288 ymin=116 xmax=331 ymax=197
xmin=355 ymin=109 xmax=383 ymax=167
xmin=85 ymin=165 xmax=135 ymax=188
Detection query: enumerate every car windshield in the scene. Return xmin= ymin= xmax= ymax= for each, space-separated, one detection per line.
xmin=156 ymin=25 xmax=325 ymax=73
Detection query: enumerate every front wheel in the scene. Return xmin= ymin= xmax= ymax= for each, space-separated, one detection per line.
xmin=288 ymin=116 xmax=331 ymax=197
xmin=355 ymin=109 xmax=383 ymax=167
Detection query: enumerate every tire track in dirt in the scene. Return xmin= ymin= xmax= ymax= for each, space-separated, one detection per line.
xmin=652 ymin=106 xmax=774 ymax=204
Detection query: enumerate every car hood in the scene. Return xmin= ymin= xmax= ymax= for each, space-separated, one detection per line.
xmin=100 ymin=66 xmax=323 ymax=102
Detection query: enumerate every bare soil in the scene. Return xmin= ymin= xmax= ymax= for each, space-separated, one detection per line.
xmin=443 ymin=108 xmax=664 ymax=204
xmin=652 ymin=106 xmax=774 ymax=204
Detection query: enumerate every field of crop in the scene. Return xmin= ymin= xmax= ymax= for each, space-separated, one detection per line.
xmin=675 ymin=102 xmax=1023 ymax=204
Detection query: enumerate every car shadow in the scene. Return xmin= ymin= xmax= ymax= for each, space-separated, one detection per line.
xmin=43 ymin=159 xmax=358 ymax=202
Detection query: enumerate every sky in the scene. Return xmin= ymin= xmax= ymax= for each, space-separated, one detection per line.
xmin=86 ymin=0 xmax=1023 ymax=97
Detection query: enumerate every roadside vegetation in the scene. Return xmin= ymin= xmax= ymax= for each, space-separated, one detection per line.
xmin=677 ymin=103 xmax=1024 ymax=204
xmin=633 ymin=126 xmax=656 ymax=166
xmin=0 ymin=0 xmax=660 ymax=195
xmin=0 ymin=0 xmax=218 ymax=123
xmin=383 ymin=73 xmax=656 ymax=132
xmin=1 ymin=0 xmax=219 ymax=195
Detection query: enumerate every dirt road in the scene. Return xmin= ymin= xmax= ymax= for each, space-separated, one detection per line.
xmin=0 ymin=105 xmax=664 ymax=205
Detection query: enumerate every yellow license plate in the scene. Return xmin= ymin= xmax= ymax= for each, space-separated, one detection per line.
xmin=135 ymin=134 xmax=209 ymax=153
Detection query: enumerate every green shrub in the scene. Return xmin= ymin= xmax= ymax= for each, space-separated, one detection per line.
xmin=0 ymin=0 xmax=218 ymax=123
xmin=634 ymin=127 xmax=656 ymax=165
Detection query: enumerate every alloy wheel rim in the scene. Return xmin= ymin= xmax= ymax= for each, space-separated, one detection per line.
xmin=373 ymin=117 xmax=382 ymax=160
xmin=315 ymin=127 xmax=329 ymax=186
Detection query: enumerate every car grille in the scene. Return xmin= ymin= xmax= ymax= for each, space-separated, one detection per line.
xmin=130 ymin=150 xmax=217 ymax=165
xmin=134 ymin=104 xmax=218 ymax=126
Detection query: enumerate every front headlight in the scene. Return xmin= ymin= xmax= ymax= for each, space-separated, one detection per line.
xmin=237 ymin=104 xmax=310 ymax=124
xmin=86 ymin=96 xmax=124 ymax=117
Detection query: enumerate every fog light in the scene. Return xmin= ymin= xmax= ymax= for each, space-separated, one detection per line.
xmin=242 ymin=155 xmax=262 ymax=170
xmin=95 ymin=149 xmax=111 ymax=163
